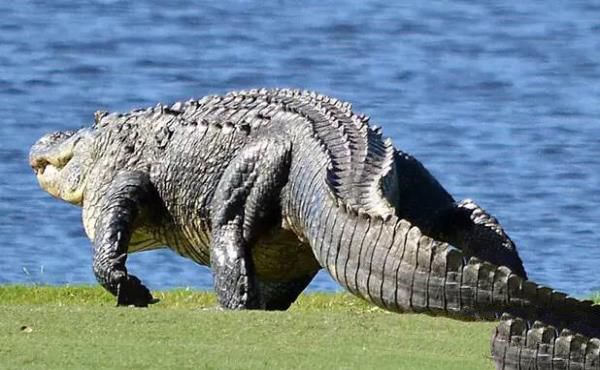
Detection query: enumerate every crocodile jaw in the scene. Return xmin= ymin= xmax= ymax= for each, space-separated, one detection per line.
xmin=35 ymin=162 xmax=62 ymax=199
xmin=30 ymin=129 xmax=93 ymax=205
xmin=35 ymin=161 xmax=85 ymax=204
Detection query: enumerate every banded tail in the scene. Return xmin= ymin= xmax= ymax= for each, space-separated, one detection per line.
xmin=303 ymin=206 xmax=600 ymax=368
xmin=492 ymin=315 xmax=600 ymax=370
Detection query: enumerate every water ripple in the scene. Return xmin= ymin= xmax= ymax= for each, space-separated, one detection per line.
xmin=1 ymin=1 xmax=599 ymax=296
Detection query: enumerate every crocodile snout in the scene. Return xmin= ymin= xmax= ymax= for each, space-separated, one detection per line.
xmin=29 ymin=131 xmax=76 ymax=172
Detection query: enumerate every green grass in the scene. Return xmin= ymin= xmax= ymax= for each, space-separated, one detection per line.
xmin=0 ymin=286 xmax=496 ymax=370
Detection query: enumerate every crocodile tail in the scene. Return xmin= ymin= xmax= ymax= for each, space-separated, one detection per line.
xmin=491 ymin=314 xmax=600 ymax=370
xmin=304 ymin=205 xmax=600 ymax=367
xmin=314 ymin=209 xmax=595 ymax=318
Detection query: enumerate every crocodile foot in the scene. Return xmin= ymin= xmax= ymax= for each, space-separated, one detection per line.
xmin=116 ymin=275 xmax=158 ymax=307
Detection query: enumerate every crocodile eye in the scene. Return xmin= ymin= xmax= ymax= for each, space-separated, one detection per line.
xmin=47 ymin=130 xmax=75 ymax=142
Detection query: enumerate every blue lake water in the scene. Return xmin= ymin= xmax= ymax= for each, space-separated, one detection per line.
xmin=1 ymin=1 xmax=600 ymax=296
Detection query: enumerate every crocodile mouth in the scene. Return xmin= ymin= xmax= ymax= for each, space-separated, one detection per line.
xmin=33 ymin=162 xmax=62 ymax=196
xmin=30 ymin=154 xmax=72 ymax=177
xmin=30 ymin=131 xmax=74 ymax=168
xmin=29 ymin=130 xmax=78 ymax=200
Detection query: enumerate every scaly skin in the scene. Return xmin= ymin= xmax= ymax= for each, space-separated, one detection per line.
xmin=29 ymin=88 xmax=590 ymax=368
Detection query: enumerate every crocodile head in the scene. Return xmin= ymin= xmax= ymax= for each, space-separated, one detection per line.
xmin=29 ymin=128 xmax=97 ymax=205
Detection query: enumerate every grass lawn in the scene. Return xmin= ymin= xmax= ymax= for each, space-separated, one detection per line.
xmin=0 ymin=286 xmax=496 ymax=370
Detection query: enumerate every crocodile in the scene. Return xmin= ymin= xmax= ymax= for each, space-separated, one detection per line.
xmin=29 ymin=88 xmax=600 ymax=369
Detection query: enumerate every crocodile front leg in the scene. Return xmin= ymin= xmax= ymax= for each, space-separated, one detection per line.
xmin=91 ymin=170 xmax=155 ymax=307
xmin=210 ymin=138 xmax=291 ymax=310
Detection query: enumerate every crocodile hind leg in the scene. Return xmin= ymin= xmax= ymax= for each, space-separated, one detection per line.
xmin=389 ymin=150 xmax=526 ymax=278
xmin=257 ymin=273 xmax=317 ymax=310
xmin=433 ymin=199 xmax=528 ymax=279
xmin=210 ymin=138 xmax=292 ymax=309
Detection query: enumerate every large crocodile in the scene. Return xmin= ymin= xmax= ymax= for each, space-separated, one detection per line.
xmin=30 ymin=88 xmax=600 ymax=369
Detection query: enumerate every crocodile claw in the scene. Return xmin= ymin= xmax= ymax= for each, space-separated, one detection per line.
xmin=116 ymin=275 xmax=158 ymax=307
